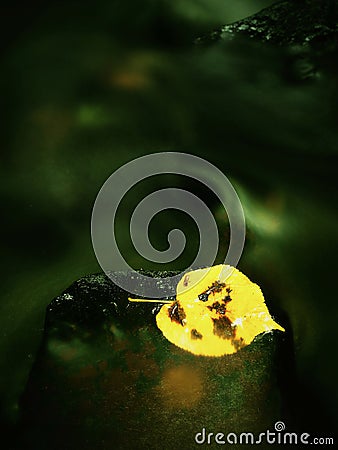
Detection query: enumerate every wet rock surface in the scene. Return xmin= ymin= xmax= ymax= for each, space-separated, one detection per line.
xmin=197 ymin=0 xmax=338 ymax=81
xmin=198 ymin=0 xmax=338 ymax=48
xmin=17 ymin=271 xmax=293 ymax=450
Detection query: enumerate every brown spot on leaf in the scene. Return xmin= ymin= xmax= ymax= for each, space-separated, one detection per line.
xmin=198 ymin=281 xmax=226 ymax=302
xmin=212 ymin=316 xmax=236 ymax=339
xmin=232 ymin=337 xmax=245 ymax=351
xmin=207 ymin=301 xmax=226 ymax=315
xmin=168 ymin=301 xmax=186 ymax=326
xmin=191 ymin=329 xmax=203 ymax=340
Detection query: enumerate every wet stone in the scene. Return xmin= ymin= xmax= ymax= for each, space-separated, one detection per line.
xmin=196 ymin=0 xmax=338 ymax=81
xmin=17 ymin=271 xmax=293 ymax=450
xmin=198 ymin=0 xmax=338 ymax=48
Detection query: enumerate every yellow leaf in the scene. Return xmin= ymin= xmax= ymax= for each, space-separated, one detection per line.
xmin=155 ymin=265 xmax=285 ymax=356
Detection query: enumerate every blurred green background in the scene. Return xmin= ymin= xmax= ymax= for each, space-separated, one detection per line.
xmin=1 ymin=0 xmax=337 ymax=438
